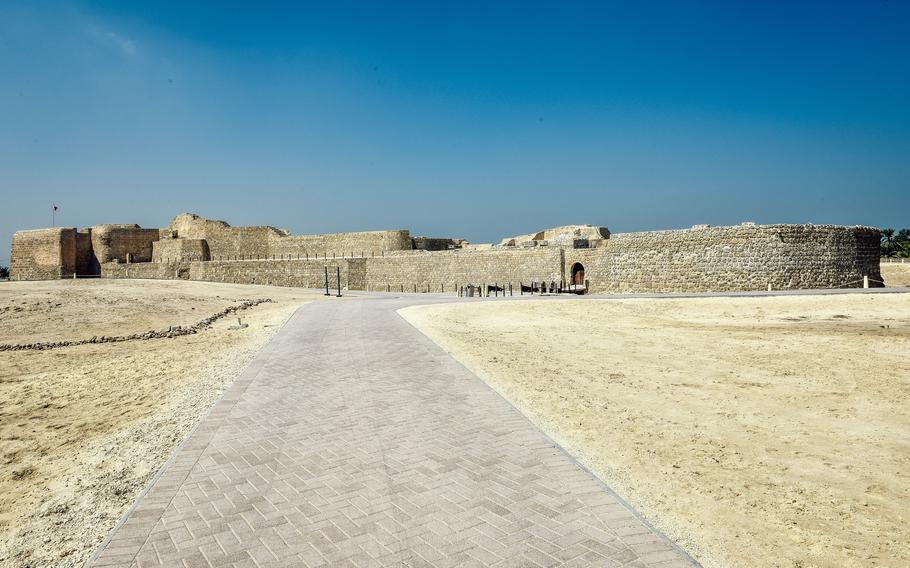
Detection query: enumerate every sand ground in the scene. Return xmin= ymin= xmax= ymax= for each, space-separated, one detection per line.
xmin=401 ymin=293 xmax=910 ymax=568
xmin=0 ymin=279 xmax=327 ymax=567
xmin=882 ymin=262 xmax=910 ymax=287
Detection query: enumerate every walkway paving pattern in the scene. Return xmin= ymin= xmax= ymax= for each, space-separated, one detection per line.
xmin=91 ymin=296 xmax=695 ymax=568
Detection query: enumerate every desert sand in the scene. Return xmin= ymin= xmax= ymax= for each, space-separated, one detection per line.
xmin=882 ymin=262 xmax=910 ymax=287
xmin=0 ymin=279 xmax=325 ymax=567
xmin=401 ymin=293 xmax=910 ymax=568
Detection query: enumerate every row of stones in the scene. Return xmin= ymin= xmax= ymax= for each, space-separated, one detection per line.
xmin=0 ymin=298 xmax=273 ymax=352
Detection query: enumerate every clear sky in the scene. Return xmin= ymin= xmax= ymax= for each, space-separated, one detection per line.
xmin=2 ymin=0 xmax=909 ymax=263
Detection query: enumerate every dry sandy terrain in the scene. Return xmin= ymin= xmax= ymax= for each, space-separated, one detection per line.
xmin=0 ymin=279 xmax=327 ymax=567
xmin=882 ymin=262 xmax=910 ymax=287
xmin=401 ymin=293 xmax=910 ymax=568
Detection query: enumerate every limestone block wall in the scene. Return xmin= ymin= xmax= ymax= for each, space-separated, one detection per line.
xmin=189 ymin=259 xmax=367 ymax=289
xmin=90 ymin=225 xmax=160 ymax=264
xmin=152 ymin=239 xmax=210 ymax=262
xmin=11 ymin=228 xmax=75 ymax=280
xmin=194 ymin=227 xmax=274 ymax=259
xmin=102 ymin=261 xmax=191 ymax=280
xmin=565 ymin=224 xmax=882 ymax=293
xmin=362 ymin=248 xmax=563 ymax=292
xmin=102 ymin=258 xmax=366 ymax=288
xmin=169 ymin=213 xmax=277 ymax=259
xmin=266 ymin=230 xmax=413 ymax=259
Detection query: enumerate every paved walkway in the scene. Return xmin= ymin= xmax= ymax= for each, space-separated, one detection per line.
xmin=90 ymin=296 xmax=695 ymax=568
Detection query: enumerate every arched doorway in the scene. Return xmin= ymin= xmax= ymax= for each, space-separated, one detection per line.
xmin=571 ymin=262 xmax=585 ymax=286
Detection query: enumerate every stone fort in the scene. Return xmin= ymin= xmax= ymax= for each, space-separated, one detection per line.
xmin=10 ymin=213 xmax=883 ymax=293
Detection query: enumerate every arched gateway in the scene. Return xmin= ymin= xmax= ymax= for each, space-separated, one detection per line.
xmin=571 ymin=262 xmax=585 ymax=286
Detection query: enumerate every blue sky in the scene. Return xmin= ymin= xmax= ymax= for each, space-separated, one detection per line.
xmin=2 ymin=1 xmax=909 ymax=262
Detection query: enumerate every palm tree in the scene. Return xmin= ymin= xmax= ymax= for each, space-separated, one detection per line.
xmin=881 ymin=228 xmax=896 ymax=257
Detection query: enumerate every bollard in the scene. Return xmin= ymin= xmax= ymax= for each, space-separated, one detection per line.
xmin=863 ymin=275 xmax=869 ymax=289
xmin=510 ymin=283 xmax=513 ymax=296
xmin=767 ymin=283 xmax=772 ymax=292
xmin=336 ymin=266 xmax=342 ymax=297
xmin=324 ymin=266 xmax=330 ymax=296
xmin=520 ymin=282 xmax=523 ymax=295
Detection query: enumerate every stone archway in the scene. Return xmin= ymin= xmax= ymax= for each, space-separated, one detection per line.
xmin=571 ymin=262 xmax=585 ymax=286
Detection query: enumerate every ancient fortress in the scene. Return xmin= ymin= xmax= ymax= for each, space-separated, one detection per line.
xmin=10 ymin=213 xmax=882 ymax=293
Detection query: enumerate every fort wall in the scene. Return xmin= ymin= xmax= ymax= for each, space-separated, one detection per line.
xmin=266 ymin=230 xmax=412 ymax=259
xmin=189 ymin=259 xmax=366 ymax=289
xmin=152 ymin=238 xmax=210 ymax=262
xmin=104 ymin=258 xmax=367 ymax=289
xmin=564 ymin=224 xmax=882 ymax=293
xmin=11 ymin=228 xmax=74 ymax=280
xmin=101 ymin=261 xmax=190 ymax=281
xmin=90 ymin=225 xmax=159 ymax=264
xmin=362 ymin=248 xmax=563 ymax=292
xmin=167 ymin=213 xmax=277 ymax=259
xmin=10 ymin=213 xmax=882 ymax=293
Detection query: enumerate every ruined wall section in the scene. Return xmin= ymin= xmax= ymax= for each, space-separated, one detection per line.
xmin=168 ymin=213 xmax=276 ymax=259
xmin=267 ymin=230 xmax=413 ymax=259
xmin=569 ymin=224 xmax=882 ymax=293
xmin=362 ymin=248 xmax=563 ymax=292
xmin=90 ymin=225 xmax=159 ymax=264
xmin=10 ymin=228 xmax=75 ymax=280
xmin=412 ymin=237 xmax=458 ymax=251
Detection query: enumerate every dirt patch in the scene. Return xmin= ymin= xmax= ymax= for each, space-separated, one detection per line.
xmin=882 ymin=262 xmax=910 ymax=287
xmin=401 ymin=293 xmax=910 ymax=568
xmin=0 ymin=279 xmax=328 ymax=567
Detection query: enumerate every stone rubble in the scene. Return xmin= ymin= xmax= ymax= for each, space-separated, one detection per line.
xmin=0 ymin=298 xmax=273 ymax=352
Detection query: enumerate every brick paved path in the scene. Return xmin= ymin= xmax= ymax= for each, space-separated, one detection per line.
xmin=90 ymin=296 xmax=695 ymax=568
